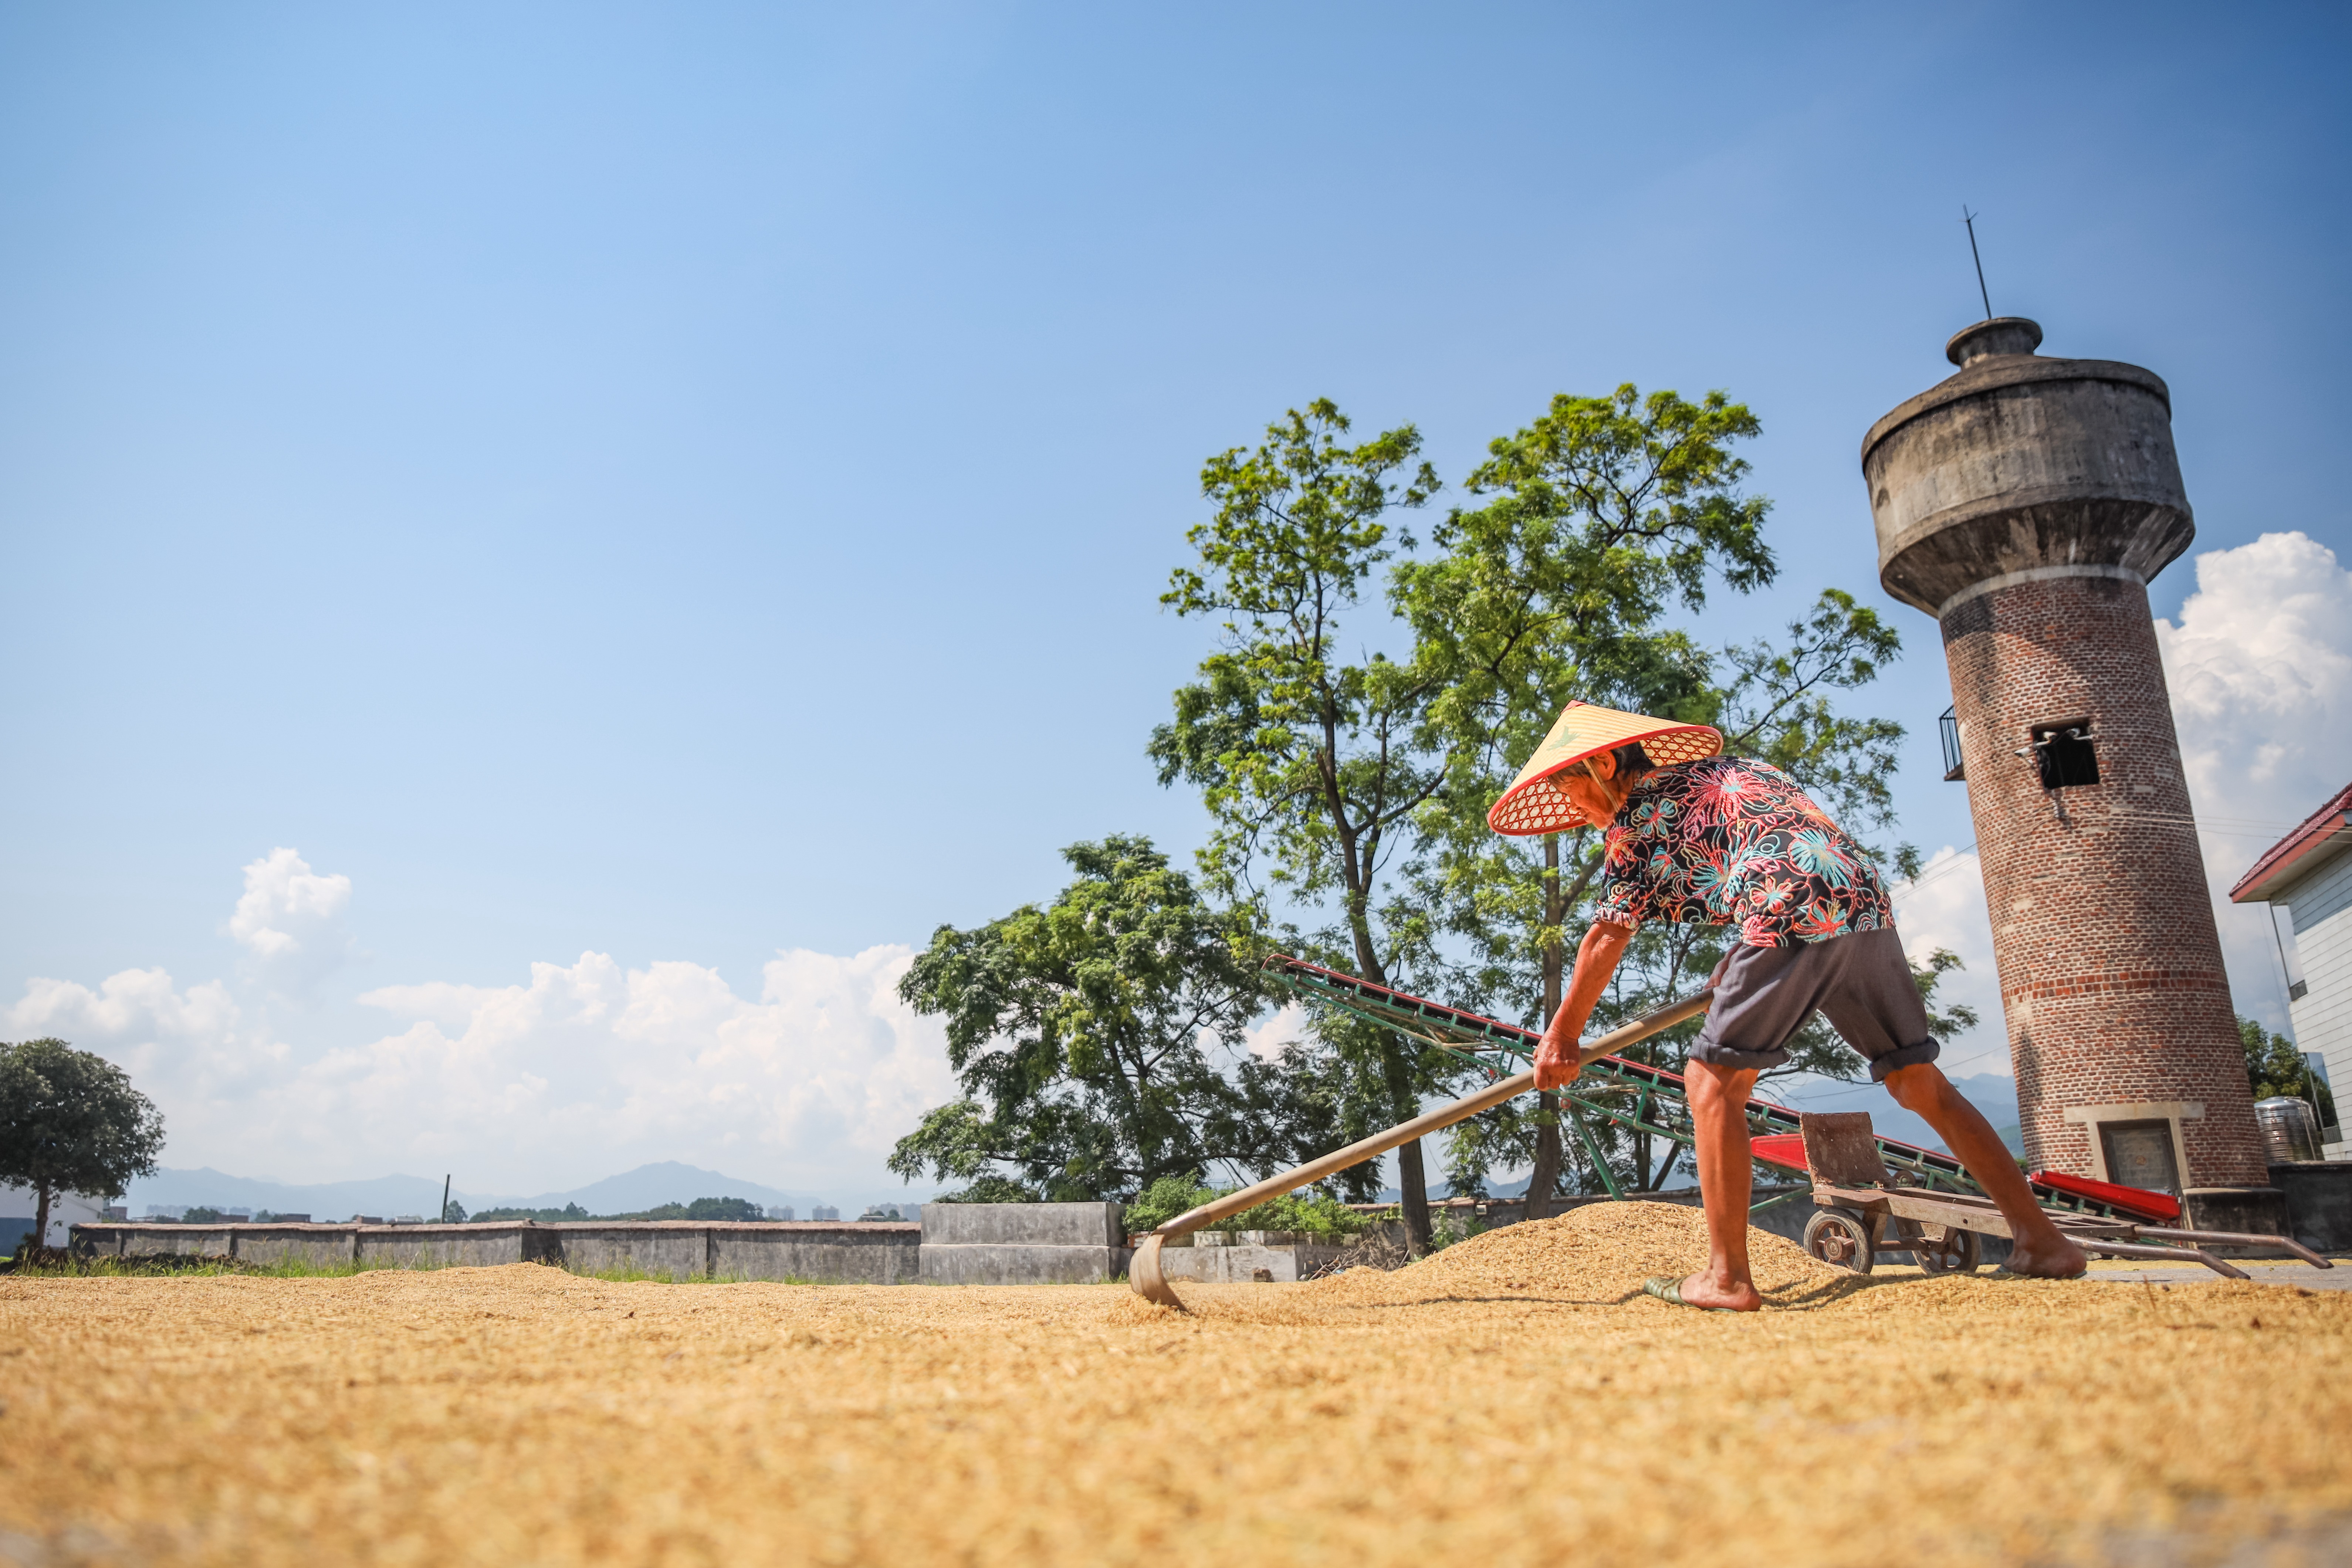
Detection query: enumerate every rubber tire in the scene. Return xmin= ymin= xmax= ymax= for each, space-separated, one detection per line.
xmin=1804 ymin=1208 xmax=1876 ymax=1275
xmin=1914 ymin=1226 xmax=1983 ymax=1276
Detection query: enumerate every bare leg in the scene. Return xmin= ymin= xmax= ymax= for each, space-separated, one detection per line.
xmin=1678 ymin=1061 xmax=1765 ymax=1311
xmin=1883 ymin=1063 xmax=2086 ymax=1278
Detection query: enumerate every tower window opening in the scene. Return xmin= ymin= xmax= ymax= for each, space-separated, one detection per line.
xmin=2029 ymin=720 xmax=2098 ymax=789
xmin=1938 ymin=707 xmax=1964 ymax=781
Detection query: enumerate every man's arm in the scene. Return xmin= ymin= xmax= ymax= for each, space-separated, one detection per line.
xmin=1533 ymin=919 xmax=1632 ymax=1091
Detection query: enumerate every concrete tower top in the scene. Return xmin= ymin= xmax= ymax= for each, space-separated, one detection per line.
xmin=1861 ymin=318 xmax=2194 ymax=617
xmin=1946 ymin=316 xmax=2043 ymax=365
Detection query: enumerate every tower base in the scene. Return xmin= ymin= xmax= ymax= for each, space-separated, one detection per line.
xmin=2181 ymin=1187 xmax=2291 ymax=1253
xmin=2270 ymin=1163 xmax=2352 ymax=1253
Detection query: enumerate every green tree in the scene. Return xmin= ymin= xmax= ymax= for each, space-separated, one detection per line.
xmin=1392 ymin=391 xmax=1922 ymax=1200
xmin=2242 ymin=1015 xmax=2334 ymax=1128
xmin=1395 ymin=385 xmax=1779 ymax=1210
xmin=0 ymin=1039 xmax=166 ymax=1253
xmin=473 ymin=1202 xmax=590 ymax=1222
xmin=887 ymin=836 xmax=1334 ymax=1201
xmin=1149 ymin=400 xmax=1459 ymax=1248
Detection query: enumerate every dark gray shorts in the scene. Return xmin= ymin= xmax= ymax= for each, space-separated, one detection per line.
xmin=1685 ymin=927 xmax=1938 ymax=1081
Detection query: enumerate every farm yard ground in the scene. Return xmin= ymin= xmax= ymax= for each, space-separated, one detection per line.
xmin=3 ymin=1204 xmax=2348 ymax=1568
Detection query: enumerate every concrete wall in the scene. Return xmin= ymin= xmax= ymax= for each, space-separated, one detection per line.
xmin=68 ymin=1220 xmax=919 ymax=1282
xmin=351 ymin=1226 xmax=534 ymax=1269
xmin=709 ymin=1224 xmax=919 ymax=1283
xmin=1156 ymin=1233 xmax=1358 ymax=1284
xmin=2271 ymin=1163 xmax=2352 ymax=1252
xmin=545 ymin=1223 xmax=711 ymax=1279
xmin=79 ymin=1223 xmax=242 ymax=1258
xmin=919 ymin=1202 xmax=1120 ymax=1246
xmin=918 ymin=1202 xmax=1128 ymax=1285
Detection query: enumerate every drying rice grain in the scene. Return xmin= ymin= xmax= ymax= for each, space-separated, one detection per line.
xmin=1315 ymin=1200 xmax=1841 ymax=1303
xmin=2 ymin=1201 xmax=2345 ymax=1567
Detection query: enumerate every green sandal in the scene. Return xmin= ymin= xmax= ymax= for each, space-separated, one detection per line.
xmin=1642 ymin=1274 xmax=1740 ymax=1313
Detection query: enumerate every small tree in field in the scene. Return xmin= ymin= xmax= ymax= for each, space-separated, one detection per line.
xmin=0 ymin=1039 xmax=166 ymax=1252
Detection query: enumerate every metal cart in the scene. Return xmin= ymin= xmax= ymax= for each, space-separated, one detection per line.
xmin=1787 ymin=1112 xmax=2332 ymax=1281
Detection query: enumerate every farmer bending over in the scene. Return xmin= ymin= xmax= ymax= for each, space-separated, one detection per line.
xmin=1488 ymin=702 xmax=2087 ymax=1311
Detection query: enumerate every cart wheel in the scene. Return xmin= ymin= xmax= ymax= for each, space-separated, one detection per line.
xmin=1804 ymin=1209 xmax=1876 ymax=1274
xmin=1913 ymin=1226 xmax=1982 ymax=1276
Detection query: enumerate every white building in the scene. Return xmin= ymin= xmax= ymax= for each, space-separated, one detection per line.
xmin=0 ymin=1184 xmax=111 ymax=1252
xmin=2231 ymin=779 xmax=2352 ymax=1159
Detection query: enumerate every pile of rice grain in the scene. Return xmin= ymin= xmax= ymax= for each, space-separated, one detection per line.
xmin=1309 ymin=1199 xmax=1843 ymax=1305
xmin=6 ymin=1227 xmax=2350 ymax=1568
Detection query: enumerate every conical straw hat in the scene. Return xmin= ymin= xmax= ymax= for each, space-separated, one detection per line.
xmin=1486 ymin=700 xmax=1723 ymax=836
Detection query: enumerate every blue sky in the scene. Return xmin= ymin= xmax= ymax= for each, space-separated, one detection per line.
xmin=4 ymin=3 xmax=2348 ymax=1200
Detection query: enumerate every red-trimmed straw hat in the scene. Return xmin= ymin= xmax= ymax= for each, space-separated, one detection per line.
xmin=1486 ymin=700 xmax=1723 ymax=836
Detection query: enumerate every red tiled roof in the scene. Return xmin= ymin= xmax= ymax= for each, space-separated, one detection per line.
xmin=2230 ymin=780 xmax=2352 ymax=904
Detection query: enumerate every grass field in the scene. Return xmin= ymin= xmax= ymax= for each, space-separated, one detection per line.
xmin=2 ymin=1203 xmax=2346 ymax=1567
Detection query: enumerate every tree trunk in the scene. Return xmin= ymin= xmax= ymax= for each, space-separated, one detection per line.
xmin=31 ymin=1181 xmax=53 ymax=1259
xmin=1395 ymin=1136 xmax=1432 ymax=1257
xmin=1524 ymin=834 xmax=1566 ymax=1220
xmin=1348 ymin=890 xmax=1432 ymax=1258
xmin=1380 ymin=1030 xmax=1433 ymax=1255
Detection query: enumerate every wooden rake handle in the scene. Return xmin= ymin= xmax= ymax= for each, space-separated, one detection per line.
xmin=1129 ymin=987 xmax=1712 ymax=1306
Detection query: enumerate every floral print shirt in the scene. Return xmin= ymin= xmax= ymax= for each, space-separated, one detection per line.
xmin=1591 ymin=756 xmax=1895 ymax=948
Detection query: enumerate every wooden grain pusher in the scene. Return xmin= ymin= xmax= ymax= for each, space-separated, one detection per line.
xmin=1129 ymin=988 xmax=1714 ymax=1307
xmin=1781 ymin=1111 xmax=2333 ymax=1280
xmin=1258 ymin=957 xmax=2165 ymax=1226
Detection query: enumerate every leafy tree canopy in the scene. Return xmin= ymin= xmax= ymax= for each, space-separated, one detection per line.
xmin=2242 ymin=1015 xmax=2334 ymax=1127
xmin=888 ymin=836 xmax=1365 ymax=1202
xmin=1153 ymin=387 xmax=1926 ymax=1209
xmin=0 ymin=1038 xmax=165 ymax=1252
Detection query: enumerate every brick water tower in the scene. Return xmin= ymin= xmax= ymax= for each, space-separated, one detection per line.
xmin=1861 ymin=317 xmax=2276 ymax=1223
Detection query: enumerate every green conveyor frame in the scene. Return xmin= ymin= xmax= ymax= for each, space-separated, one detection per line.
xmin=1263 ymin=954 xmax=2132 ymax=1220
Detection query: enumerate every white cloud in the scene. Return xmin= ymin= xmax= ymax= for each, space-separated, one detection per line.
xmin=4 ymin=966 xmax=285 ymax=1118
xmin=2155 ymin=532 xmax=2352 ymax=1025
xmin=1241 ymin=1002 xmax=1307 ymax=1061
xmin=6 ymin=853 xmax=961 ymax=1196
xmin=226 ymin=847 xmax=355 ymax=993
xmin=8 ymin=966 xmax=240 ymax=1047
xmin=1888 ymin=845 xmax=2009 ymax=1080
xmin=328 ymin=946 xmax=959 ymax=1190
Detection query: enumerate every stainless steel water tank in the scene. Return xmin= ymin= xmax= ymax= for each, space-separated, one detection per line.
xmin=2254 ymin=1096 xmax=2322 ymax=1164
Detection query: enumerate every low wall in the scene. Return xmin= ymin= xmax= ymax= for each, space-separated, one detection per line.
xmin=77 ymin=1187 xmax=2021 ymax=1286
xmin=710 ymin=1224 xmax=920 ymax=1284
xmin=546 ymin=1223 xmax=709 ymax=1279
xmin=69 ymin=1220 xmax=917 ymax=1282
xmin=1153 ymin=1191 xmax=1850 ymax=1282
xmin=2270 ymin=1163 xmax=2352 ymax=1252
xmin=2183 ymin=1188 xmax=2292 ymax=1253
xmin=919 ymin=1202 xmax=1129 ymax=1285
xmin=1156 ymin=1232 xmax=1356 ymax=1284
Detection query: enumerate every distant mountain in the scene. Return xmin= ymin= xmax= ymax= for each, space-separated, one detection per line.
xmin=125 ymin=1168 xmax=454 ymax=1220
xmin=475 ymin=1162 xmax=835 ymax=1216
xmin=123 ymin=1161 xmax=908 ymax=1220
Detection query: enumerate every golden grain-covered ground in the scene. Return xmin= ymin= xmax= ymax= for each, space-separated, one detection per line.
xmin=3 ymin=1203 xmax=2348 ymax=1567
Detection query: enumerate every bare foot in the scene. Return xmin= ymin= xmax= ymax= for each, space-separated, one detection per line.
xmin=1674 ymin=1270 xmax=1764 ymax=1312
xmin=2002 ymin=1234 xmax=2088 ymax=1279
